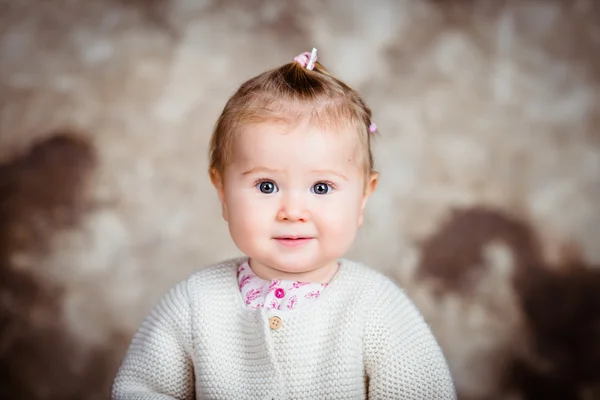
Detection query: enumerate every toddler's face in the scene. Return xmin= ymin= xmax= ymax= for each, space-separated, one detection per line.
xmin=214 ymin=121 xmax=377 ymax=282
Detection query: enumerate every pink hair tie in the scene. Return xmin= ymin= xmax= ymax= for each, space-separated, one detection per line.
xmin=293 ymin=48 xmax=318 ymax=71
xmin=369 ymin=123 xmax=377 ymax=134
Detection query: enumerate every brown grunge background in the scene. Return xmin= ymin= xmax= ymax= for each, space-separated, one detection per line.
xmin=1 ymin=0 xmax=599 ymax=399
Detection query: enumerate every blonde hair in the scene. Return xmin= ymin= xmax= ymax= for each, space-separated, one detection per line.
xmin=208 ymin=56 xmax=376 ymax=182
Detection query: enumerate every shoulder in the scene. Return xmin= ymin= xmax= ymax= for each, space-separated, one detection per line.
xmin=337 ymin=258 xmax=410 ymax=302
xmin=130 ymin=257 xmax=245 ymax=345
xmin=181 ymin=256 xmax=246 ymax=304
xmin=339 ymin=259 xmax=431 ymax=331
xmin=186 ymin=256 xmax=245 ymax=283
xmin=337 ymin=258 xmax=391 ymax=283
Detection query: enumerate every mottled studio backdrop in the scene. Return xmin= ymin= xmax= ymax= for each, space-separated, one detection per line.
xmin=1 ymin=0 xmax=599 ymax=399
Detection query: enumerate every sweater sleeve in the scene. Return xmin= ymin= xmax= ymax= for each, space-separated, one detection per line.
xmin=112 ymin=280 xmax=195 ymax=400
xmin=364 ymin=278 xmax=456 ymax=399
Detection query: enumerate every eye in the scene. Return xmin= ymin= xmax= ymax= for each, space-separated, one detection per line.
xmin=311 ymin=182 xmax=333 ymax=195
xmin=256 ymin=180 xmax=278 ymax=194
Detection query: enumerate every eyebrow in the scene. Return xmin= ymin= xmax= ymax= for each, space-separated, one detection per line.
xmin=241 ymin=167 xmax=280 ymax=176
xmin=241 ymin=167 xmax=348 ymax=181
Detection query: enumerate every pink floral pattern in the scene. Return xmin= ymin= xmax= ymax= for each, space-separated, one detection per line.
xmin=267 ymin=279 xmax=281 ymax=294
xmin=237 ymin=261 xmax=329 ymax=311
xmin=269 ymin=299 xmax=281 ymax=310
xmin=287 ymin=295 xmax=298 ymax=310
xmin=245 ymin=288 xmax=262 ymax=304
xmin=292 ymin=281 xmax=310 ymax=289
xmin=304 ymin=290 xmax=321 ymax=299
xmin=239 ymin=275 xmax=253 ymax=289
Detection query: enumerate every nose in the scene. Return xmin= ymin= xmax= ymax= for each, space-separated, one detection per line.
xmin=276 ymin=191 xmax=309 ymax=222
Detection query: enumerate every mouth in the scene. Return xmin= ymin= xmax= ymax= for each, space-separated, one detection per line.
xmin=273 ymin=236 xmax=314 ymax=247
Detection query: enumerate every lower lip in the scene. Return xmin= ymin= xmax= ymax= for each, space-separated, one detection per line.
xmin=274 ymin=238 xmax=313 ymax=247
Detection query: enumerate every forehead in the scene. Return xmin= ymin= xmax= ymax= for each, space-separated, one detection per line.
xmin=232 ymin=122 xmax=359 ymax=171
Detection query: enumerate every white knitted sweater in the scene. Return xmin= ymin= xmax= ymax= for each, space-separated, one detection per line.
xmin=112 ymin=258 xmax=456 ymax=399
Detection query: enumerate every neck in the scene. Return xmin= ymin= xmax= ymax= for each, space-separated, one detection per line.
xmin=248 ymin=259 xmax=340 ymax=284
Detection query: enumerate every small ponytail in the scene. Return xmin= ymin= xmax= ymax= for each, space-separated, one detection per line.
xmin=292 ymin=48 xmax=377 ymax=136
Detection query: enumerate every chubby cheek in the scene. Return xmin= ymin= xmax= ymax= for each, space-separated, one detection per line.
xmin=225 ymin=194 xmax=274 ymax=240
xmin=316 ymin=197 xmax=362 ymax=237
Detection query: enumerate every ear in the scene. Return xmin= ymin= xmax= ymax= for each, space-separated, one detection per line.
xmin=358 ymin=172 xmax=378 ymax=227
xmin=210 ymin=168 xmax=229 ymax=221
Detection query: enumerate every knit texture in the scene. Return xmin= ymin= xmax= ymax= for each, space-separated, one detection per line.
xmin=112 ymin=257 xmax=456 ymax=399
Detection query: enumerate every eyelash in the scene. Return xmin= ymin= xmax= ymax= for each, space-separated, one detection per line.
xmin=253 ymin=177 xmax=272 ymax=186
xmin=315 ymin=180 xmax=337 ymax=191
xmin=252 ymin=178 xmax=337 ymax=191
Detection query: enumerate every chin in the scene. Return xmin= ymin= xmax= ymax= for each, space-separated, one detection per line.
xmin=270 ymin=261 xmax=313 ymax=273
xmin=252 ymin=256 xmax=313 ymax=273
xmin=278 ymin=258 xmax=337 ymax=273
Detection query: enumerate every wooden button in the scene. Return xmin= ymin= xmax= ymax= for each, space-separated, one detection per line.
xmin=269 ymin=316 xmax=282 ymax=330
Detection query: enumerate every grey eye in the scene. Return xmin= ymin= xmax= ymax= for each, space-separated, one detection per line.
xmin=311 ymin=182 xmax=332 ymax=195
xmin=257 ymin=181 xmax=278 ymax=194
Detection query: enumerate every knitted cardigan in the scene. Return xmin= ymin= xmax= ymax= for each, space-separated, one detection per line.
xmin=112 ymin=257 xmax=456 ymax=399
